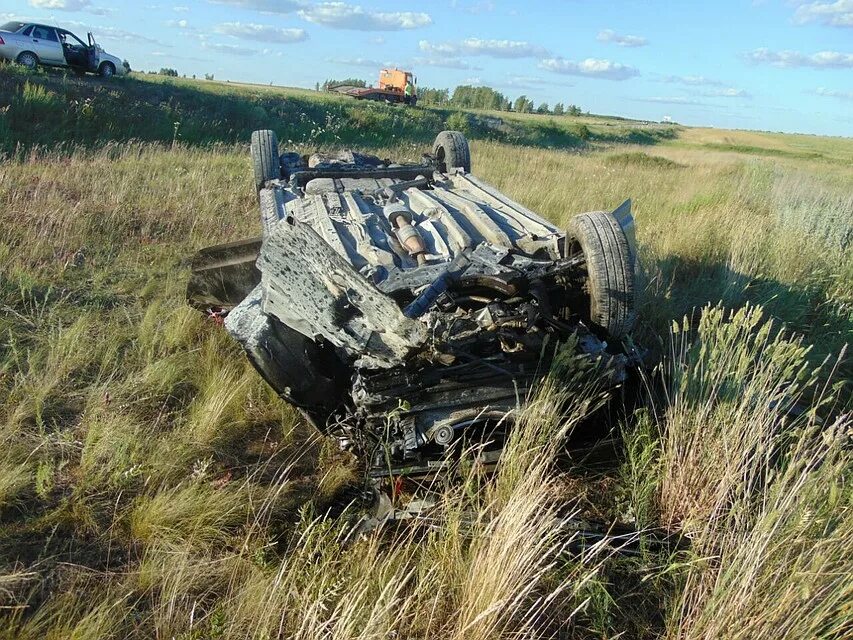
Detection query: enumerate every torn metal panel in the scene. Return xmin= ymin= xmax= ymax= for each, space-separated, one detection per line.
xmin=258 ymin=218 xmax=426 ymax=368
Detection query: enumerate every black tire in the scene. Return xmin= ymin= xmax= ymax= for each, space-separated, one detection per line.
xmin=433 ymin=130 xmax=471 ymax=173
xmin=567 ymin=211 xmax=636 ymax=338
xmin=16 ymin=51 xmax=38 ymax=70
xmin=98 ymin=62 xmax=115 ymax=78
xmin=251 ymin=129 xmax=280 ymax=193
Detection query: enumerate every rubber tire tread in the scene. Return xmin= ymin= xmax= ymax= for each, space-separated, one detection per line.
xmin=568 ymin=211 xmax=636 ymax=338
xmin=251 ymin=129 xmax=280 ymax=193
xmin=432 ymin=130 xmax=471 ymax=173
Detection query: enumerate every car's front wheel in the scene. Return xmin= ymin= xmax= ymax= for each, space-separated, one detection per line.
xmin=566 ymin=211 xmax=637 ymax=338
xmin=16 ymin=51 xmax=38 ymax=70
xmin=98 ymin=62 xmax=115 ymax=78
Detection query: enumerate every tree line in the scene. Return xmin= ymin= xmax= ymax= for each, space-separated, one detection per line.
xmin=414 ymin=85 xmax=583 ymax=116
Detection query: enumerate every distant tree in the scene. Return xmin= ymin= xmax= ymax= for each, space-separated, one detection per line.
xmin=418 ymin=86 xmax=450 ymax=106
xmin=204 ymin=73 xmax=214 ymax=81
xmin=450 ymin=85 xmax=507 ymax=110
xmin=536 ymin=102 xmax=550 ymax=114
xmin=567 ymin=104 xmax=582 ymax=117
xmin=513 ymin=95 xmax=533 ymax=113
xmin=315 ymin=82 xmax=320 ymax=91
xmin=158 ymin=67 xmax=178 ymax=77
xmin=553 ymin=102 xmax=564 ymax=115
xmin=122 ymin=59 xmax=131 ymax=74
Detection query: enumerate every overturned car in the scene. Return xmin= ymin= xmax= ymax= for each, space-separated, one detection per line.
xmin=188 ymin=130 xmax=638 ymax=476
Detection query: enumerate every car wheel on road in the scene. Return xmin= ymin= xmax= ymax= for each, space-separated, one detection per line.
xmin=251 ymin=129 xmax=280 ymax=194
xmin=98 ymin=62 xmax=115 ymax=78
xmin=433 ymin=130 xmax=471 ymax=173
xmin=16 ymin=51 xmax=38 ymax=70
xmin=567 ymin=211 xmax=636 ymax=338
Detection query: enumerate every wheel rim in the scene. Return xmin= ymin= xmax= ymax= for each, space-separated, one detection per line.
xmin=21 ymin=54 xmax=36 ymax=68
xmin=435 ymin=147 xmax=446 ymax=172
xmin=102 ymin=65 xmax=113 ymax=77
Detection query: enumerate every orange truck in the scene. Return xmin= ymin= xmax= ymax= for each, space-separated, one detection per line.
xmin=328 ymin=68 xmax=418 ymax=105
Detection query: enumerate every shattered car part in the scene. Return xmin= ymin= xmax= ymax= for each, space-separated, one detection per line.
xmin=188 ymin=129 xmax=639 ymax=477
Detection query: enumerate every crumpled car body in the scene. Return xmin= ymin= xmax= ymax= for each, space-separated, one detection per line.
xmin=188 ymin=130 xmax=639 ymax=476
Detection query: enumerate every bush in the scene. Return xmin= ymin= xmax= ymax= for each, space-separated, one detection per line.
xmin=445 ymin=111 xmax=472 ymax=136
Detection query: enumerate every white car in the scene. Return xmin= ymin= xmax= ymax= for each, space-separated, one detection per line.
xmin=0 ymin=21 xmax=127 ymax=78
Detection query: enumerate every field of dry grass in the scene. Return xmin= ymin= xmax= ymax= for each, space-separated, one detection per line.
xmin=1 ymin=69 xmax=851 ymax=639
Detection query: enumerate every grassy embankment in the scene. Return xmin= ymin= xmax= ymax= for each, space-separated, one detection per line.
xmin=1 ymin=67 xmax=851 ymax=639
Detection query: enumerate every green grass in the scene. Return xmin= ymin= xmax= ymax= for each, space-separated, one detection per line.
xmin=0 ymin=67 xmax=851 ymax=639
xmin=0 ymin=65 xmax=677 ymax=155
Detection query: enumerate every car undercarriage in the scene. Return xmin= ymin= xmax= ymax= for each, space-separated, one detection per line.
xmin=188 ymin=130 xmax=639 ymax=478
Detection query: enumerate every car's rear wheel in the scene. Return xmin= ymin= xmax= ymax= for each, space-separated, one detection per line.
xmin=566 ymin=211 xmax=636 ymax=338
xmin=433 ymin=130 xmax=471 ymax=173
xmin=16 ymin=51 xmax=38 ymax=70
xmin=98 ymin=62 xmax=115 ymax=78
xmin=251 ymin=129 xmax=280 ymax=194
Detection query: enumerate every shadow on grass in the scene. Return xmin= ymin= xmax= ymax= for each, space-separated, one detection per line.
xmin=640 ymin=254 xmax=852 ymax=384
xmin=0 ymin=67 xmax=676 ymax=154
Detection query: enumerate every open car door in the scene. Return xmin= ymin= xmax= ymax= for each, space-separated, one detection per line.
xmin=86 ymin=32 xmax=99 ymax=71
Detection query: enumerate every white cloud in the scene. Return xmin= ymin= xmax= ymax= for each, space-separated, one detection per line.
xmin=815 ymin=86 xmax=853 ymax=99
xmin=539 ymin=57 xmax=639 ymax=80
xmin=166 ymin=19 xmax=190 ymax=28
xmin=499 ymin=74 xmax=575 ymax=90
xmin=202 ymin=41 xmax=257 ymax=56
xmin=29 ymin=0 xmax=91 ymax=10
xmin=504 ymin=74 xmax=547 ymax=87
xmin=96 ymin=25 xmax=160 ymax=43
xmin=640 ymin=96 xmax=703 ymax=104
xmin=744 ymin=48 xmax=853 ymax=68
xmin=298 ymin=3 xmax=432 ymax=31
xmin=658 ymin=74 xmax=724 ymax=86
xmin=597 ymin=29 xmax=648 ymax=47
xmin=325 ymin=56 xmax=390 ymax=67
xmin=450 ymin=0 xmax=495 ymax=14
xmin=418 ymin=38 xmax=548 ymax=59
xmin=418 ymin=40 xmax=457 ymax=55
xmin=61 ymin=20 xmax=160 ymax=44
xmin=704 ymin=87 xmax=751 ymax=98
xmin=216 ymin=22 xmax=308 ymax=43
xmin=460 ymin=38 xmax=548 ymax=58
xmin=208 ymin=0 xmax=303 ymax=12
xmin=793 ymin=1 xmax=853 ymax=28
xmin=173 ymin=5 xmax=189 ymax=11
xmin=655 ymin=75 xmax=749 ymax=97
xmin=413 ymin=57 xmax=481 ymax=70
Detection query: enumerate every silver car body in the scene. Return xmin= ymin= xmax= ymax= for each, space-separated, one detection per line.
xmin=0 ymin=21 xmax=126 ymax=76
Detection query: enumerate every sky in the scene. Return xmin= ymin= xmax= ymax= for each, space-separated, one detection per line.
xmin=2 ymin=0 xmax=852 ymax=136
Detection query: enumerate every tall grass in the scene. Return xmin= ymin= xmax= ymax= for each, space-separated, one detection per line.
xmin=622 ymin=304 xmax=851 ymax=639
